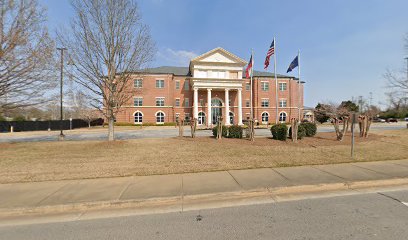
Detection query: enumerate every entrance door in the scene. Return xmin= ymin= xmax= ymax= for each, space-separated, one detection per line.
xmin=211 ymin=98 xmax=223 ymax=124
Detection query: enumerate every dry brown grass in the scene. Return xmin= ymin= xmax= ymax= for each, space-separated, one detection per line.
xmin=0 ymin=130 xmax=407 ymax=183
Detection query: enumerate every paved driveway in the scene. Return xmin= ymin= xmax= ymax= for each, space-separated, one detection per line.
xmin=0 ymin=123 xmax=405 ymax=143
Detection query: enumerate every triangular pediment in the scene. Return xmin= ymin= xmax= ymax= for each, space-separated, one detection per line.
xmin=191 ymin=47 xmax=247 ymax=65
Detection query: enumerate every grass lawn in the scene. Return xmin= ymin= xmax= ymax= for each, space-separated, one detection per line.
xmin=0 ymin=129 xmax=407 ymax=183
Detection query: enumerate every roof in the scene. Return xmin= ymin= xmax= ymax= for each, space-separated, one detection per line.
xmin=144 ymin=66 xmax=190 ymax=76
xmin=252 ymin=70 xmax=297 ymax=79
xmin=190 ymin=47 xmax=247 ymax=65
xmin=143 ymin=66 xmax=297 ymax=79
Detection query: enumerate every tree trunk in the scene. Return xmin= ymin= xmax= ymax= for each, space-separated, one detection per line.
xmin=108 ymin=117 xmax=115 ymax=141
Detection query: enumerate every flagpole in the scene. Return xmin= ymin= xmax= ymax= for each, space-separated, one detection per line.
xmin=297 ymin=49 xmax=301 ymax=120
xmin=274 ymin=37 xmax=278 ymax=124
xmin=250 ymin=49 xmax=254 ymax=120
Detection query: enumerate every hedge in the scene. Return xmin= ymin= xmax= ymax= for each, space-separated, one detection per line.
xmin=212 ymin=125 xmax=229 ymax=138
xmin=270 ymin=124 xmax=288 ymax=141
xmin=228 ymin=125 xmax=243 ymax=138
xmin=300 ymin=122 xmax=317 ymax=137
xmin=289 ymin=124 xmax=307 ymax=140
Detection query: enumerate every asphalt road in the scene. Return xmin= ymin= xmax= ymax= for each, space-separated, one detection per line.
xmin=1 ymin=189 xmax=408 ymax=239
xmin=0 ymin=123 xmax=405 ymax=142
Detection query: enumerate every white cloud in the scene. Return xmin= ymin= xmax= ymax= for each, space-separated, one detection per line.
xmin=157 ymin=48 xmax=198 ymax=66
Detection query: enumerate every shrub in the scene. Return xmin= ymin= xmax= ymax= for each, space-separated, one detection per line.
xmin=300 ymin=122 xmax=317 ymax=137
xmin=289 ymin=125 xmax=307 ymax=140
xmin=270 ymin=124 xmax=288 ymax=141
xmin=228 ymin=125 xmax=243 ymax=138
xmin=212 ymin=125 xmax=228 ymax=138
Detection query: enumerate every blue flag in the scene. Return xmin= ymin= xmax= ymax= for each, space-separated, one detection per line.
xmin=286 ymin=55 xmax=299 ymax=73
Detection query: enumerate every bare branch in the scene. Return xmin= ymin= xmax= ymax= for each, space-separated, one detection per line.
xmin=58 ymin=0 xmax=155 ymax=140
xmin=0 ymin=0 xmax=56 ymax=114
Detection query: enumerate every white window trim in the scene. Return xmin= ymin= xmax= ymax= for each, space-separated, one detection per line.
xmin=279 ymin=111 xmax=288 ymax=122
xmin=134 ymin=79 xmax=143 ymax=88
xmin=156 ymin=79 xmax=165 ymax=88
xmin=278 ymin=82 xmax=287 ymax=91
xmin=198 ymin=111 xmax=206 ymax=125
xmin=279 ymin=98 xmax=287 ymax=108
xmin=155 ymin=97 xmax=165 ymax=107
xmin=175 ymin=98 xmax=180 ymax=107
xmin=155 ymin=110 xmax=165 ymax=124
xmin=134 ymin=97 xmax=143 ymax=107
xmin=261 ymin=111 xmax=269 ymax=124
xmin=261 ymin=81 xmax=269 ymax=91
xmin=261 ymin=98 xmax=270 ymax=107
xmin=133 ymin=111 xmax=143 ymax=125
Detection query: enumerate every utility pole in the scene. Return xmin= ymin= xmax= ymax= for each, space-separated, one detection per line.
xmin=57 ymin=47 xmax=67 ymax=141
xmin=405 ymin=57 xmax=408 ymax=82
xmin=358 ymin=96 xmax=363 ymax=113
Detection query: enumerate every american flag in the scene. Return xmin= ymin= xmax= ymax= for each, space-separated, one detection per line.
xmin=264 ymin=39 xmax=275 ymax=69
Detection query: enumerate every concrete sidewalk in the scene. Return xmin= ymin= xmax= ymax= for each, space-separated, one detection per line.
xmin=1 ymin=159 xmax=408 ymax=219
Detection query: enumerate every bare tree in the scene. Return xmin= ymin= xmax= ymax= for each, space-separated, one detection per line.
xmin=68 ymin=89 xmax=100 ymax=128
xmin=59 ymin=0 xmax=155 ymax=141
xmin=0 ymin=0 xmax=56 ymax=115
xmin=384 ymin=33 xmax=408 ymax=112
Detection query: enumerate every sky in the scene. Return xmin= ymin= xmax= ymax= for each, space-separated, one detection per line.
xmin=40 ymin=0 xmax=408 ymax=108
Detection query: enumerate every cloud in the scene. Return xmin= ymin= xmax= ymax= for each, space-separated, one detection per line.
xmin=157 ymin=48 xmax=198 ymax=66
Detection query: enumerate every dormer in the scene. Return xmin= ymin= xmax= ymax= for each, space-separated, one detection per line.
xmin=189 ymin=47 xmax=247 ymax=80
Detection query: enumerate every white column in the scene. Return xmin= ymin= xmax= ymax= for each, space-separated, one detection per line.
xmin=193 ymin=87 xmax=199 ymax=120
xmin=237 ymin=88 xmax=243 ymax=125
xmin=207 ymin=88 xmax=212 ymax=127
xmin=224 ymin=88 xmax=230 ymax=125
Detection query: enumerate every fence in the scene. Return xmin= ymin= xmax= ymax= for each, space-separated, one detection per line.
xmin=0 ymin=118 xmax=104 ymax=132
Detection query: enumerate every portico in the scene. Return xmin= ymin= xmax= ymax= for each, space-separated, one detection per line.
xmin=193 ymin=87 xmax=243 ymax=127
xmin=189 ymin=47 xmax=247 ymax=127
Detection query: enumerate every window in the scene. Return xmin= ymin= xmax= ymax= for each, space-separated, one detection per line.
xmin=184 ymin=98 xmax=189 ymax=107
xmin=134 ymin=112 xmax=143 ymax=124
xmin=279 ymin=112 xmax=287 ymax=122
xmin=261 ymin=99 xmax=269 ymax=107
xmin=209 ymin=71 xmax=225 ymax=78
xmin=198 ymin=112 xmax=205 ymax=125
xmin=262 ymin=112 xmax=269 ymax=123
xmin=134 ymin=79 xmax=142 ymax=88
xmin=156 ymin=97 xmax=165 ymax=106
xmin=200 ymin=99 xmax=204 ymax=106
xmin=229 ymin=71 xmax=238 ymax=79
xmin=185 ymin=113 xmax=190 ymax=121
xmin=133 ymin=97 xmax=143 ymax=106
xmin=229 ymin=112 xmax=234 ymax=124
xmin=175 ymin=81 xmax=180 ymax=90
xmin=156 ymin=111 xmax=165 ymax=123
xmin=261 ymin=82 xmax=269 ymax=91
xmin=245 ymin=100 xmax=250 ymax=108
xmin=196 ymin=70 xmax=207 ymax=78
xmin=175 ymin=98 xmax=180 ymax=107
xmin=279 ymin=99 xmax=287 ymax=108
xmin=279 ymin=82 xmax=287 ymax=91
xmin=156 ymin=79 xmax=164 ymax=88
xmin=245 ymin=83 xmax=250 ymax=91
xmin=184 ymin=80 xmax=189 ymax=90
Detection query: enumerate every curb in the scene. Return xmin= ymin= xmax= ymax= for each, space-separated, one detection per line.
xmin=1 ymin=178 xmax=408 ymax=220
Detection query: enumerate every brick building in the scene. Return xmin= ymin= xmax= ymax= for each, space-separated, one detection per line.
xmin=115 ymin=47 xmax=304 ymax=126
